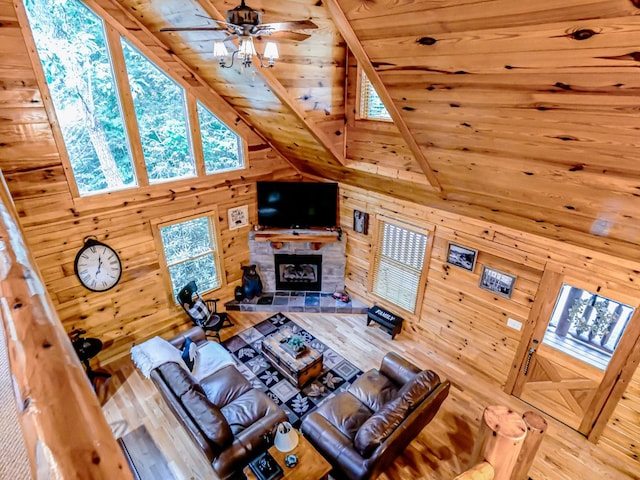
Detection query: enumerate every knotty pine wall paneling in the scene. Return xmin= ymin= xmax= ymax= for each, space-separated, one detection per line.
xmin=0 ymin=0 xmax=298 ymax=365
xmin=339 ymin=183 xmax=640 ymax=466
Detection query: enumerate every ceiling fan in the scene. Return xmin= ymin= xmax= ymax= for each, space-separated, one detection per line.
xmin=159 ymin=0 xmax=318 ymax=69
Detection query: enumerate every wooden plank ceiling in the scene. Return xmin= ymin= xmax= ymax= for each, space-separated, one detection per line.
xmin=106 ymin=0 xmax=640 ymax=256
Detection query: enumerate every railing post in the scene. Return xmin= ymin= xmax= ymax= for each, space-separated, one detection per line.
xmin=469 ymin=405 xmax=527 ymax=480
xmin=512 ymin=411 xmax=548 ymax=480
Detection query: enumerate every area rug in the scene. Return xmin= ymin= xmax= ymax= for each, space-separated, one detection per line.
xmin=222 ymin=312 xmax=363 ymax=428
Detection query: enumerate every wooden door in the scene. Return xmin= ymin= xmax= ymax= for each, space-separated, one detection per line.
xmin=507 ymin=266 xmax=640 ymax=440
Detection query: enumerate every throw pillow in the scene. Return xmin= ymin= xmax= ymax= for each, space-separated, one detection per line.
xmin=187 ymin=297 xmax=210 ymax=324
xmin=182 ymin=337 xmax=198 ymax=372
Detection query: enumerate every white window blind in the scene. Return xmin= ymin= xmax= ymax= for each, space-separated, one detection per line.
xmin=372 ymin=220 xmax=428 ymax=313
xmin=360 ymin=72 xmax=392 ymax=121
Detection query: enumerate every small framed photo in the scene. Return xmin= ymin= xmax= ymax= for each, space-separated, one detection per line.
xmin=479 ymin=266 xmax=516 ymax=299
xmin=446 ymin=242 xmax=478 ymax=272
xmin=228 ymin=205 xmax=249 ymax=230
xmin=353 ymin=210 xmax=369 ymax=235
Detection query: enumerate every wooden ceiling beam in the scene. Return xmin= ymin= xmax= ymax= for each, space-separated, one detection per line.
xmin=324 ymin=0 xmax=443 ymax=192
xmin=196 ymin=0 xmax=347 ymax=167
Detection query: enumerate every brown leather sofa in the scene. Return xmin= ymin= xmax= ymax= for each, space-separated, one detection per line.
xmin=301 ymin=352 xmax=450 ymax=480
xmin=150 ymin=327 xmax=287 ymax=479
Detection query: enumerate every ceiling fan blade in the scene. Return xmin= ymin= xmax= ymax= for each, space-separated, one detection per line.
xmin=267 ymin=31 xmax=311 ymax=41
xmin=259 ymin=20 xmax=318 ymax=31
xmin=159 ymin=26 xmax=228 ymax=32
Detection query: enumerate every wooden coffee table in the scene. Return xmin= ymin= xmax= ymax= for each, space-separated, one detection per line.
xmin=261 ymin=327 xmax=323 ymax=387
xmin=243 ymin=430 xmax=331 ymax=480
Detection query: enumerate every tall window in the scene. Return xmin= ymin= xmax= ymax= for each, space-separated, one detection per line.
xmin=197 ymin=101 xmax=242 ymax=174
xmin=371 ymin=219 xmax=429 ymax=313
xmin=121 ymin=39 xmax=195 ymax=183
xmin=360 ymin=72 xmax=391 ymax=121
xmin=24 ymin=0 xmax=136 ymax=195
xmin=24 ymin=0 xmax=245 ymax=196
xmin=158 ymin=214 xmax=222 ymax=298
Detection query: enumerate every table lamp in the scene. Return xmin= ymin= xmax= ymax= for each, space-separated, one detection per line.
xmin=273 ymin=422 xmax=298 ymax=452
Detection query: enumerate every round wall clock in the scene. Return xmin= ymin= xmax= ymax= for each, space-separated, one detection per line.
xmin=74 ymin=238 xmax=122 ymax=292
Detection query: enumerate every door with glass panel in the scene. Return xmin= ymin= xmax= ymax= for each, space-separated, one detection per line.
xmin=508 ymin=266 xmax=639 ymax=439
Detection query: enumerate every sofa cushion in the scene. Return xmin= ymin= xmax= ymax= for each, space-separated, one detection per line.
xmin=157 ymin=361 xmax=202 ymax=398
xmin=348 ymin=369 xmax=399 ymax=412
xmin=200 ymin=365 xmax=252 ymax=408
xmin=398 ymin=370 xmax=441 ymax=409
xmin=315 ymin=391 xmax=373 ymax=440
xmin=182 ymin=387 xmax=233 ymax=450
xmin=353 ymin=396 xmax=411 ymax=458
xmin=220 ymin=389 xmax=284 ymax=435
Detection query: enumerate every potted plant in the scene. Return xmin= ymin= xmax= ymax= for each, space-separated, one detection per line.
xmin=287 ymin=336 xmax=305 ymax=353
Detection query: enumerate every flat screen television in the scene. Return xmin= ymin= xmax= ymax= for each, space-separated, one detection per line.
xmin=257 ymin=181 xmax=338 ymax=229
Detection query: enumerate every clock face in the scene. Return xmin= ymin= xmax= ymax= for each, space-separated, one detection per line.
xmin=74 ymin=241 xmax=122 ymax=292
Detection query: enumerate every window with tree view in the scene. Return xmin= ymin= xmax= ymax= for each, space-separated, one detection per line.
xmin=360 ymin=72 xmax=391 ymax=121
xmin=159 ymin=215 xmax=221 ymax=299
xmin=24 ymin=0 xmax=245 ymax=196
xmin=24 ymin=0 xmax=136 ymax=195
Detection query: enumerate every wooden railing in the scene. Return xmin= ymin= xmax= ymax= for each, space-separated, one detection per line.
xmin=0 ymin=177 xmax=133 ymax=479
xmin=455 ymin=405 xmax=548 ymax=480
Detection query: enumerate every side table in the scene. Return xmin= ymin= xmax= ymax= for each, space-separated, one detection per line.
xmin=243 ymin=430 xmax=331 ymax=480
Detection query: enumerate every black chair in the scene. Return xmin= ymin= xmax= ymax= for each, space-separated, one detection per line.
xmin=177 ymin=281 xmax=233 ymax=342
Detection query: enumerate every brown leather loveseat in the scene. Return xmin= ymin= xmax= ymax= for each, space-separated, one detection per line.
xmin=301 ymin=352 xmax=450 ymax=480
xmin=150 ymin=327 xmax=287 ymax=479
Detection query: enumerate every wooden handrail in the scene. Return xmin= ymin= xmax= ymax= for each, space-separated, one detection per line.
xmin=0 ymin=175 xmax=133 ymax=479
xmin=454 ymin=462 xmax=495 ymax=480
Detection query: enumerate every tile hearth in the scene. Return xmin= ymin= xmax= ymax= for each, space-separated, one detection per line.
xmin=224 ymin=291 xmax=369 ymax=314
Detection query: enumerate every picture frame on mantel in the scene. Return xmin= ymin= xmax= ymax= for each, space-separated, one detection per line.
xmin=478 ymin=265 xmax=516 ymax=299
xmin=228 ymin=205 xmax=249 ymax=230
xmin=353 ymin=210 xmax=369 ymax=235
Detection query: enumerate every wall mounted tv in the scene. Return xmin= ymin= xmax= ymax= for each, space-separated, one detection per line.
xmin=257 ymin=181 xmax=338 ymax=229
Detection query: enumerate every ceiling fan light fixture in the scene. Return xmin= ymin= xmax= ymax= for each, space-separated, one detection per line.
xmin=263 ymin=41 xmax=279 ymax=63
xmin=213 ymin=41 xmax=229 ymax=58
xmin=239 ymin=36 xmax=257 ymax=58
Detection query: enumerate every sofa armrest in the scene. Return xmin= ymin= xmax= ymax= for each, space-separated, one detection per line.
xmin=169 ymin=326 xmax=207 ymax=349
xmin=379 ymin=352 xmax=422 ymax=386
xmin=301 ymin=411 xmax=369 ymax=480
xmin=367 ymin=380 xmax=451 ymax=477
xmin=213 ymin=408 xmax=286 ymax=479
xmin=150 ymin=369 xmax=214 ymax=461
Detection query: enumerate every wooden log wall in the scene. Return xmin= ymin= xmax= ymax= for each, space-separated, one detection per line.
xmin=0 ymin=0 xmax=298 ymax=365
xmin=339 ymin=182 xmax=640 ymax=468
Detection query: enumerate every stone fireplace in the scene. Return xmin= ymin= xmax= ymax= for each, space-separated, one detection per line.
xmin=224 ymin=230 xmax=367 ymax=314
xmin=247 ymin=230 xmax=346 ymax=293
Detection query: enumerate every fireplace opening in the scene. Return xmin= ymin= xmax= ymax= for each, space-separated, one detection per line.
xmin=274 ymin=254 xmax=322 ymax=291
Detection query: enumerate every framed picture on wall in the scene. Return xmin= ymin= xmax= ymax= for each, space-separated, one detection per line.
xmin=353 ymin=210 xmax=369 ymax=234
xmin=479 ymin=266 xmax=516 ymax=299
xmin=446 ymin=242 xmax=478 ymax=272
xmin=228 ymin=205 xmax=249 ymax=230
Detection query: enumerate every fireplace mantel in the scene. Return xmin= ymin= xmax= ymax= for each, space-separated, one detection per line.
xmin=253 ymin=229 xmax=339 ymax=250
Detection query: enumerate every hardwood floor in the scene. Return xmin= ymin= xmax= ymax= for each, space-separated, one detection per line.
xmin=101 ymin=312 xmax=640 ymax=480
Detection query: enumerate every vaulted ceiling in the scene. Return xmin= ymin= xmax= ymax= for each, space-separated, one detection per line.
xmin=97 ymin=0 xmax=640 ymax=258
